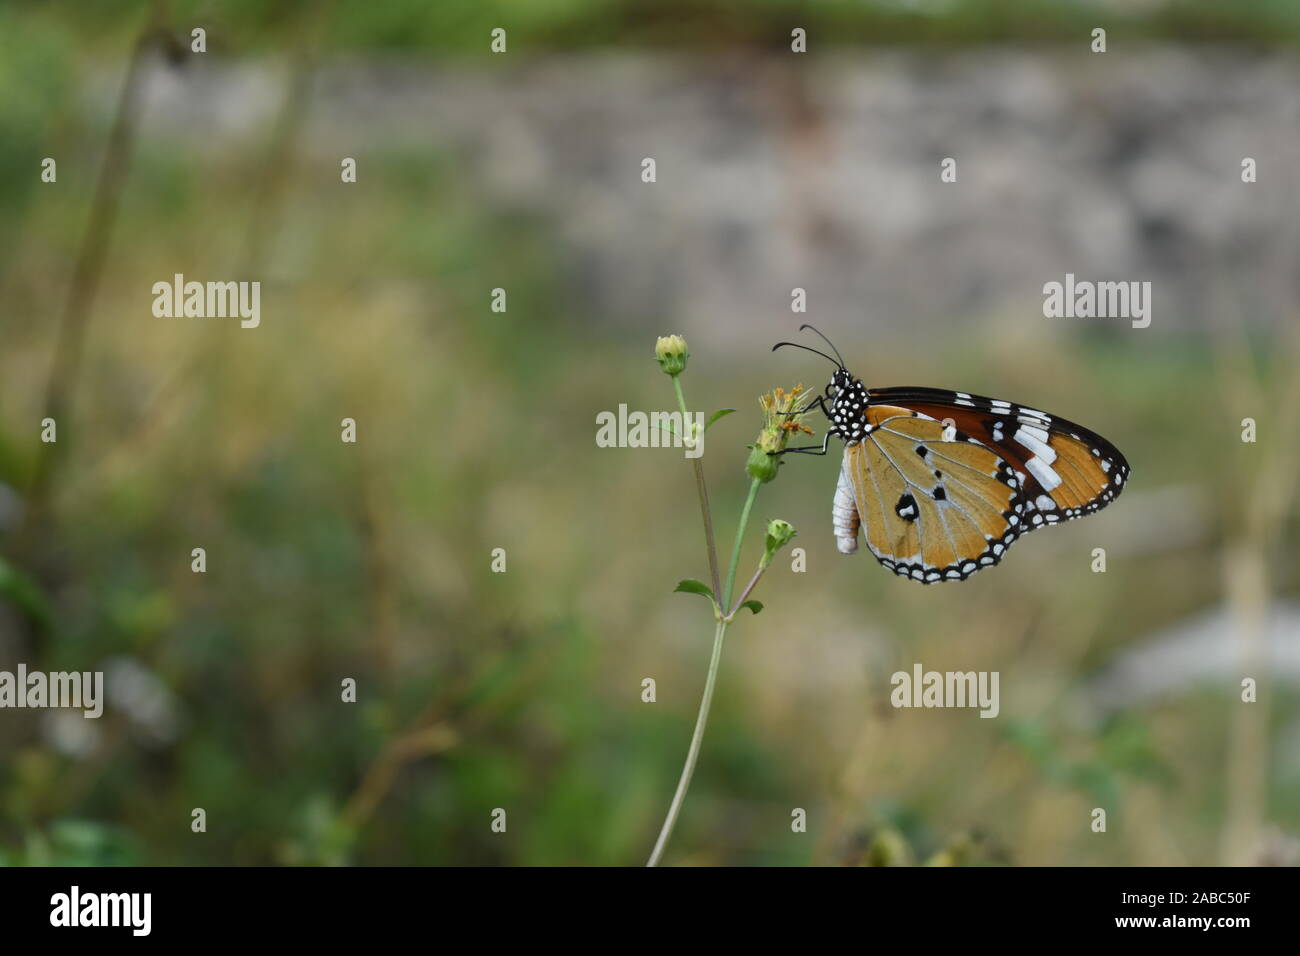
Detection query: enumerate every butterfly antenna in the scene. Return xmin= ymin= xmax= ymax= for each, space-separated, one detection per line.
xmin=798 ymin=324 xmax=845 ymax=368
xmin=771 ymin=341 xmax=840 ymax=367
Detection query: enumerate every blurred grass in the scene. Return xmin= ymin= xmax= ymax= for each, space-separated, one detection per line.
xmin=0 ymin=0 xmax=1297 ymax=866
xmin=12 ymin=0 xmax=1300 ymax=54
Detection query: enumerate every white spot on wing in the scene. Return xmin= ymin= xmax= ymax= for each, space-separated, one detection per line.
xmin=1014 ymin=427 xmax=1056 ymax=464
xmin=1026 ymin=456 xmax=1062 ymax=491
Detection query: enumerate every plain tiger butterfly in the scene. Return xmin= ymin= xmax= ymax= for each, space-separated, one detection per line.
xmin=773 ymin=326 xmax=1130 ymax=584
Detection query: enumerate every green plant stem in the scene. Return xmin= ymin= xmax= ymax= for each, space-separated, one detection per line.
xmin=673 ymin=377 xmax=722 ymax=599
xmin=648 ymin=474 xmax=764 ymax=866
xmin=729 ymin=563 xmax=766 ymax=618
xmin=723 ymin=478 xmax=761 ymax=608
xmin=671 ymin=376 xmax=696 ymax=451
xmin=646 ymin=617 xmax=727 ymax=867
xmin=692 ymin=461 xmax=722 ymax=600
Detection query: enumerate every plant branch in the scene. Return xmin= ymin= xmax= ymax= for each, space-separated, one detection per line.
xmin=341 ymin=722 xmax=459 ymax=830
xmin=691 ymin=460 xmax=721 ymax=601
xmin=646 ymin=617 xmax=727 ymax=867
xmin=17 ymin=15 xmax=166 ymax=554
xmin=649 ymin=357 xmax=782 ymax=865
xmin=728 ymin=563 xmax=767 ymax=619
xmin=673 ymin=376 xmax=722 ymax=598
xmin=723 ymin=478 xmax=761 ymax=608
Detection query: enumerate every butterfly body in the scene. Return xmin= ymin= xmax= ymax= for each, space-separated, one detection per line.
xmin=775 ymin=329 xmax=1130 ymax=584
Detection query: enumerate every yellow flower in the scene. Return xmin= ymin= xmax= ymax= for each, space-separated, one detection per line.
xmin=746 ymin=385 xmax=815 ymax=483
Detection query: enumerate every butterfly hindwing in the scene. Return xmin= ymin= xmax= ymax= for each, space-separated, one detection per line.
xmin=838 ymin=405 xmax=1026 ymax=583
xmin=866 ymin=387 xmax=1129 ymax=533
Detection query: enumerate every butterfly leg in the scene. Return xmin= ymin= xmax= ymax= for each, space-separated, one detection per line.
xmin=776 ymin=394 xmax=829 ymax=423
xmin=776 ymin=432 xmax=831 ymax=456
xmin=776 ymin=395 xmax=833 ymax=455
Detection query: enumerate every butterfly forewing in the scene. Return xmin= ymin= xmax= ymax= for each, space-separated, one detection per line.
xmin=839 ymin=405 xmax=1026 ymax=583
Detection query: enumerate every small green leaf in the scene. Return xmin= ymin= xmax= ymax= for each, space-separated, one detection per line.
xmin=704 ymin=408 xmax=736 ymax=431
xmin=737 ymin=600 xmax=763 ymax=615
xmin=673 ymin=579 xmax=714 ymax=599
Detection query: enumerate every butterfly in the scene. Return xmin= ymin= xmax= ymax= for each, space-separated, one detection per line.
xmin=773 ymin=326 xmax=1130 ymax=583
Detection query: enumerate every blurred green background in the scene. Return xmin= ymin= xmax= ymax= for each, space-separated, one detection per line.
xmin=0 ymin=0 xmax=1297 ymax=866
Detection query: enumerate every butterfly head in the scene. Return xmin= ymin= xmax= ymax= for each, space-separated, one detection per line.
xmin=772 ymin=326 xmax=869 ymax=444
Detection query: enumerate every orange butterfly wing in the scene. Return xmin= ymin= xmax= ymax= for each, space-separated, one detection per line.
xmin=867 ymin=387 xmax=1129 ymax=533
xmin=836 ymin=405 xmax=1026 ymax=583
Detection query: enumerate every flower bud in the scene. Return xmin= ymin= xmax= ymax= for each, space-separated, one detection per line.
xmin=762 ymin=519 xmax=797 ymax=568
xmin=654 ymin=335 xmax=689 ymax=376
xmin=746 ymin=444 xmax=779 ymax=483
